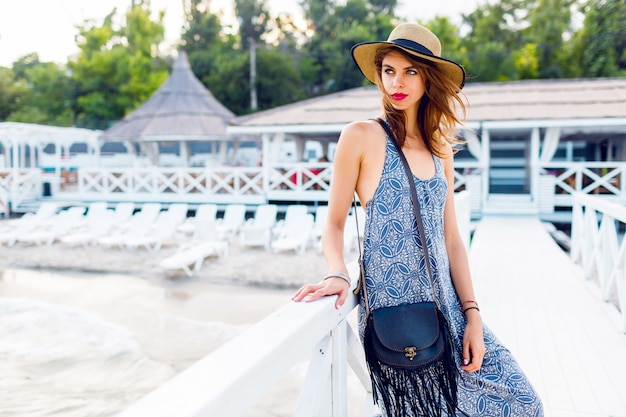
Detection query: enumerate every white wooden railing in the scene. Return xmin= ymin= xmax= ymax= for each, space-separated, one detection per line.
xmin=571 ymin=192 xmax=626 ymax=333
xmin=542 ymin=162 xmax=626 ymax=208
xmin=78 ymin=167 xmax=267 ymax=204
xmin=0 ymin=169 xmax=41 ymax=210
xmin=4 ymin=162 xmax=626 ymax=214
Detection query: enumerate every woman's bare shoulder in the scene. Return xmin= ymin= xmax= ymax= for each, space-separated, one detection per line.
xmin=340 ymin=119 xmax=383 ymax=143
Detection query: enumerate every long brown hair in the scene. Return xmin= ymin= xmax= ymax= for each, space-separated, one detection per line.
xmin=374 ymin=46 xmax=466 ymax=157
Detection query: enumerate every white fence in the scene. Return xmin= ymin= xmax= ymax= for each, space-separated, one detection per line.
xmin=542 ymin=162 xmax=626 ymax=208
xmin=3 ymin=162 xmax=625 ymax=215
xmin=0 ymin=169 xmax=41 ymax=211
xmin=571 ymin=192 xmax=626 ymax=333
xmin=78 ymin=167 xmax=267 ymax=204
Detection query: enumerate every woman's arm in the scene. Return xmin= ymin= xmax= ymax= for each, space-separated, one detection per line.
xmin=292 ymin=121 xmax=368 ymax=309
xmin=441 ymin=150 xmax=486 ymax=372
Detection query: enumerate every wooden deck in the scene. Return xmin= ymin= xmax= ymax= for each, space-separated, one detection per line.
xmin=469 ymin=216 xmax=626 ymax=417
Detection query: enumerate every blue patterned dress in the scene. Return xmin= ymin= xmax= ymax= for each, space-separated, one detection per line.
xmin=359 ymin=136 xmax=544 ymax=417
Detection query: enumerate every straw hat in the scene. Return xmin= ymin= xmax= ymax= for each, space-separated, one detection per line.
xmin=351 ymin=23 xmax=466 ymax=90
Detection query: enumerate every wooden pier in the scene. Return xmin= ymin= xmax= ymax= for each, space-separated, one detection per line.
xmin=470 ymin=216 xmax=626 ymax=417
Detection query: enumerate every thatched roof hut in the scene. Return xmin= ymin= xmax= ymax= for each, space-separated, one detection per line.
xmin=100 ymin=51 xmax=237 ymax=166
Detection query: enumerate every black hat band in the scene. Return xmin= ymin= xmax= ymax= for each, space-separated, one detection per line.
xmin=391 ymin=38 xmax=435 ymax=57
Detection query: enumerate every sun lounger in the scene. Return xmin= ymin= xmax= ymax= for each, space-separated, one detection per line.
xmin=60 ymin=214 xmax=114 ymax=247
xmin=159 ymin=241 xmax=228 ymax=277
xmin=16 ymin=206 xmax=86 ymax=246
xmin=159 ymin=218 xmax=228 ymax=276
xmin=239 ymin=204 xmax=278 ymax=250
xmin=178 ymin=204 xmax=217 ymax=235
xmin=111 ymin=202 xmax=135 ymax=225
xmin=215 ymin=204 xmax=246 ymax=239
xmin=271 ymin=213 xmax=314 ymax=254
xmin=97 ymin=203 xmax=161 ymax=249
xmin=124 ymin=204 xmax=188 ymax=251
xmin=272 ymin=205 xmax=309 ymax=239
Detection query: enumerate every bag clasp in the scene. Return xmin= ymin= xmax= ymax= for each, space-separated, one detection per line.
xmin=405 ymin=346 xmax=417 ymax=360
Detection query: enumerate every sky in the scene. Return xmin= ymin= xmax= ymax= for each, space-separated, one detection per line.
xmin=0 ymin=0 xmax=482 ymax=67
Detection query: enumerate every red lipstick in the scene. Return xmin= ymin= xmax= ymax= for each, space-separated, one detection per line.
xmin=391 ymin=93 xmax=407 ymax=100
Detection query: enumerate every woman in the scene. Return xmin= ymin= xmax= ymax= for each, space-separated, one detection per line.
xmin=292 ymin=23 xmax=543 ymax=416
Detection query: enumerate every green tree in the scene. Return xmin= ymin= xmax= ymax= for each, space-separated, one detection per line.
xmin=526 ymin=0 xmax=576 ymax=78
xmin=576 ymin=0 xmax=626 ymax=77
xmin=0 ymin=67 xmax=18 ymax=121
xmin=513 ymin=43 xmax=540 ymax=79
xmin=7 ymin=62 xmax=74 ymax=125
xmin=180 ymin=0 xmax=307 ymax=114
xmin=69 ymin=2 xmax=168 ymax=129
xmin=461 ymin=0 xmax=530 ymax=81
xmin=235 ymin=0 xmax=271 ymax=49
xmin=202 ymin=45 xmax=304 ymax=114
xmin=181 ymin=0 xmax=237 ymax=85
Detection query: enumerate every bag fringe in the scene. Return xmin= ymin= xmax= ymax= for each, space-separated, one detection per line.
xmin=364 ymin=309 xmax=462 ymax=417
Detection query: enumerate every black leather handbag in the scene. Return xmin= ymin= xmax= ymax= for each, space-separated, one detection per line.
xmin=354 ymin=118 xmax=460 ymax=417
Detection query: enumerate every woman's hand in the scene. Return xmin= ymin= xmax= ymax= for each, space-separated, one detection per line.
xmin=292 ymin=277 xmax=350 ymax=310
xmin=461 ymin=311 xmax=486 ymax=373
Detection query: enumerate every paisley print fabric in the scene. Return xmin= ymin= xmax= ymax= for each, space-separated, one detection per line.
xmin=358 ymin=136 xmax=544 ymax=417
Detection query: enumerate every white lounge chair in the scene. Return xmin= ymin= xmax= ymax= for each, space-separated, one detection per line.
xmin=272 ymin=205 xmax=309 ymax=239
xmin=7 ymin=202 xmax=59 ymax=229
xmin=124 ymin=204 xmax=188 ymax=251
xmin=178 ymin=203 xmax=217 ymax=235
xmin=17 ymin=206 xmax=86 ymax=246
xmin=239 ymin=204 xmax=278 ymax=250
xmin=159 ymin=219 xmax=228 ymax=276
xmin=0 ymin=220 xmax=39 ymax=247
xmin=60 ymin=211 xmax=114 ymax=247
xmin=111 ymin=202 xmax=135 ymax=226
xmin=97 ymin=203 xmax=161 ymax=249
xmin=84 ymin=201 xmax=109 ymax=222
xmin=216 ymin=204 xmax=246 ymax=239
xmin=0 ymin=210 xmax=49 ymax=247
xmin=165 ymin=203 xmax=189 ymax=224
xmin=271 ymin=213 xmax=314 ymax=254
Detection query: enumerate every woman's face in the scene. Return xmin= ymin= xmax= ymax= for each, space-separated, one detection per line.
xmin=380 ymin=50 xmax=426 ymax=111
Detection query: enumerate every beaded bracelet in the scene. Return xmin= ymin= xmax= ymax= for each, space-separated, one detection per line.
xmin=463 ymin=306 xmax=480 ymax=315
xmin=462 ymin=299 xmax=478 ymax=308
xmin=324 ymin=271 xmax=351 ymax=285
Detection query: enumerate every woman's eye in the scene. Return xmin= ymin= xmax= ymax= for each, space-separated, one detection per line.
xmin=407 ymin=69 xmax=418 ymax=75
xmin=384 ymin=68 xmax=394 ymax=74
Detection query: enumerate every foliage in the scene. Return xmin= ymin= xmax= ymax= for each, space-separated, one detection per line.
xmin=69 ymin=1 xmax=168 ymax=129
xmin=7 ymin=62 xmax=74 ymax=125
xmin=203 ymin=48 xmax=304 ymax=114
xmin=576 ymin=0 xmax=626 ymax=77
xmin=525 ymin=0 xmax=576 ymax=78
xmin=0 ymin=67 xmax=20 ymax=121
xmin=3 ymin=0 xmax=626 ymax=126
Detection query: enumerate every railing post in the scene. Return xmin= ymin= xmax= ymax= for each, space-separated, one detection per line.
xmin=570 ymin=193 xmax=583 ymax=263
xmin=331 ymin=321 xmax=348 ymax=417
